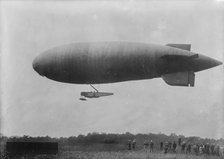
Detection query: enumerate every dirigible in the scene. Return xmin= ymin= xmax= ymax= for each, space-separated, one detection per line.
xmin=32 ymin=42 xmax=222 ymax=100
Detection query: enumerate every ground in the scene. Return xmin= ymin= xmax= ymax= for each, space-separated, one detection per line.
xmin=55 ymin=150 xmax=222 ymax=159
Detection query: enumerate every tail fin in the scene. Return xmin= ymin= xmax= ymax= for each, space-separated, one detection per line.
xmin=166 ymin=44 xmax=191 ymax=51
xmin=162 ymin=71 xmax=195 ymax=87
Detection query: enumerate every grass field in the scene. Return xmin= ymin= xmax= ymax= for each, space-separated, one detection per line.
xmin=2 ymin=143 xmax=223 ymax=159
xmin=56 ymin=150 xmax=222 ymax=159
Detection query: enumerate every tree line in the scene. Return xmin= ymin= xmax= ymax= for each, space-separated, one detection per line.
xmin=1 ymin=132 xmax=224 ymax=152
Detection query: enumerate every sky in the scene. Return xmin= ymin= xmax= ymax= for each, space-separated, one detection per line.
xmin=0 ymin=0 xmax=224 ymax=139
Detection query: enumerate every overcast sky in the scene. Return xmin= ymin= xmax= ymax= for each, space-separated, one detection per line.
xmin=1 ymin=1 xmax=224 ymax=139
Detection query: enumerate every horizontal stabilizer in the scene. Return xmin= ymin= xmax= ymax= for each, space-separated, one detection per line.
xmin=162 ymin=71 xmax=195 ymax=87
xmin=161 ymin=54 xmax=198 ymax=61
xmin=166 ymin=44 xmax=191 ymax=51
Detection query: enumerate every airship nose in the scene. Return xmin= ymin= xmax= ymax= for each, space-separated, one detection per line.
xmin=192 ymin=54 xmax=222 ymax=72
xmin=32 ymin=56 xmax=45 ymax=76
